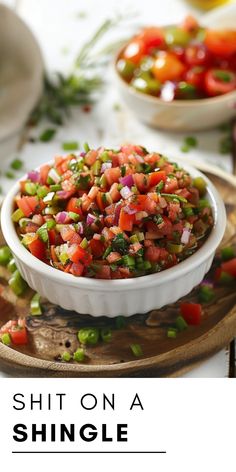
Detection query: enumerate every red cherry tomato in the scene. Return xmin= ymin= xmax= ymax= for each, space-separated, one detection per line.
xmin=138 ymin=27 xmax=164 ymax=54
xmin=205 ymin=30 xmax=236 ymax=57
xmin=122 ymin=38 xmax=146 ymax=64
xmin=185 ymin=66 xmax=206 ymax=89
xmin=204 ymin=69 xmax=236 ymax=96
xmin=185 ymin=44 xmax=210 ymax=67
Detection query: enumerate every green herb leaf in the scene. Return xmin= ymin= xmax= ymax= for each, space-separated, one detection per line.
xmin=62 ymin=141 xmax=79 ymax=151
xmin=10 ymin=159 xmax=23 ymax=170
xmin=39 ymin=128 xmax=57 ymax=142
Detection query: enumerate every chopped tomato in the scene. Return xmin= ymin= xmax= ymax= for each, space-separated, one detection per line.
xmin=89 ymin=239 xmax=105 ymax=258
xmin=16 ymin=196 xmax=40 ymax=217
xmin=184 ymin=44 xmax=210 ymax=67
xmin=95 ymin=265 xmax=111 ymax=279
xmin=221 ymin=258 xmax=236 ymax=277
xmin=104 ymin=167 xmax=121 ymax=186
xmin=180 ymin=303 xmax=202 ymax=325
xmin=66 ymin=198 xmax=83 ymax=216
xmin=149 ymin=171 xmax=166 ymax=187
xmin=70 ymin=262 xmax=84 ymax=276
xmin=119 ymin=208 xmax=135 ymax=231
xmin=40 ymin=164 xmax=51 ymax=184
xmin=28 ymin=237 xmax=46 ymax=261
xmin=1 ymin=318 xmax=28 ymax=345
xmin=133 ymin=173 xmax=150 ymax=192
xmin=185 ymin=67 xmax=206 ymax=89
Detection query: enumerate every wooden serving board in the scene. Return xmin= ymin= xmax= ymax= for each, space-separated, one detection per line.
xmin=0 ymin=162 xmax=236 ymax=377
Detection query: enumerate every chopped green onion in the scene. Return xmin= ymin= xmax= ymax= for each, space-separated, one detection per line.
xmin=80 ymin=237 xmax=88 ymax=249
xmin=5 ymin=171 xmax=15 ymax=179
xmin=100 ymin=328 xmax=112 ymax=343
xmin=25 ymin=182 xmax=37 ymax=195
xmin=0 ymin=246 xmax=12 ymax=266
xmin=73 ymin=348 xmax=85 ymax=362
xmin=167 ymin=328 xmax=178 ymax=339
xmin=37 ymin=225 xmax=48 ymax=243
xmin=39 ymin=128 xmax=56 ymax=142
xmin=8 ymin=270 xmax=27 ymax=296
xmin=50 ymin=184 xmax=62 ymax=192
xmin=46 ymin=219 xmax=56 ymax=230
xmin=199 ymin=285 xmax=215 ymax=303
xmin=68 ymin=212 xmax=80 ymax=222
xmin=130 ymin=343 xmax=143 ymax=357
xmin=167 ymin=243 xmax=183 ymax=254
xmin=84 ymin=142 xmax=90 ymax=153
xmin=156 ymin=180 xmax=164 ymax=192
xmin=78 ymin=328 xmax=99 ymax=345
xmin=61 ymin=351 xmax=72 ymax=362
xmin=183 ymin=206 xmax=194 ymax=217
xmin=103 ymin=246 xmax=112 ymax=259
xmin=130 ymin=234 xmax=139 ymax=244
xmin=143 ymin=260 xmax=152 ymax=270
xmin=37 ymin=186 xmax=49 ymax=199
xmin=1 ymin=333 xmax=11 ymax=345
xmin=91 ymin=160 xmax=101 ymax=176
xmin=221 ymin=246 xmax=235 ymax=261
xmin=198 ymin=199 xmax=210 ymax=210
xmin=122 ymin=255 xmax=135 ymax=267
xmin=161 ymin=193 xmax=187 ymax=203
xmin=7 ymin=259 xmax=17 ymax=273
xmin=62 ymin=141 xmax=79 ymax=151
xmin=30 ymin=293 xmax=42 ymax=315
xmin=10 ymin=158 xmax=23 ymax=170
xmin=214 ymin=70 xmax=232 ymax=82
xmin=175 ymin=316 xmax=188 ymax=331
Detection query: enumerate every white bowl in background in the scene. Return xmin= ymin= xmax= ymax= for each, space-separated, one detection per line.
xmin=0 ymin=4 xmax=44 ymax=157
xmin=1 ymin=160 xmax=226 ymax=317
xmin=114 ymin=55 xmax=236 ymax=132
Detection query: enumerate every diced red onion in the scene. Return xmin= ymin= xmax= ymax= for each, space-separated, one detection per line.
xmin=201 ymin=279 xmax=214 ymax=288
xmin=119 ymin=174 xmax=134 ymax=188
xmin=80 ymin=152 xmax=86 ymax=157
xmin=93 ymin=233 xmax=101 ymax=240
xmin=48 ymin=168 xmax=61 ymax=183
xmin=114 ymin=204 xmax=122 ymax=225
xmin=56 ymin=211 xmax=70 ymax=224
xmin=101 ymin=162 xmax=112 ymax=173
xmin=28 ymin=170 xmax=40 ymax=182
xmin=32 ymin=214 xmax=44 ymax=226
xmin=77 ymin=222 xmax=84 ymax=235
xmin=120 ymin=186 xmax=133 ymax=200
xmin=86 ymin=213 xmax=97 ymax=225
xmin=181 ymin=228 xmax=191 ymax=245
xmin=57 ymin=190 xmax=73 ymax=199
xmin=123 ymin=205 xmax=137 ymax=215
xmin=135 ymin=154 xmax=144 ymax=163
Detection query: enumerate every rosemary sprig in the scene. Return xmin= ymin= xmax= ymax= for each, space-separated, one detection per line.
xmin=29 ymin=14 xmax=133 ymax=127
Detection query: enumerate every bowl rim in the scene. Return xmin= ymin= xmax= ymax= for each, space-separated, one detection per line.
xmin=1 ymin=159 xmax=226 ymax=292
xmin=114 ymin=48 xmax=236 ymax=107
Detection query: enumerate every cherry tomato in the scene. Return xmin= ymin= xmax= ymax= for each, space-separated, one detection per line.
xmin=152 ymin=51 xmax=185 ymax=82
xmin=185 ymin=66 xmax=206 ymax=89
xmin=185 ymin=44 xmax=210 ymax=67
xmin=204 ymin=69 xmax=236 ymax=96
xmin=205 ymin=30 xmax=236 ymax=57
xmin=138 ymin=27 xmax=164 ymax=54
xmin=122 ymin=38 xmax=146 ymax=64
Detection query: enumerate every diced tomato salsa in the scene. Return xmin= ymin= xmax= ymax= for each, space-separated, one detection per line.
xmin=12 ymin=144 xmax=213 ymax=279
xmin=116 ymin=16 xmax=236 ymax=100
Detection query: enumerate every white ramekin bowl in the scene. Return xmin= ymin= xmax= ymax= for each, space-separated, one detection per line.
xmin=1 ymin=161 xmax=226 ymax=317
xmin=114 ymin=54 xmax=236 ymax=132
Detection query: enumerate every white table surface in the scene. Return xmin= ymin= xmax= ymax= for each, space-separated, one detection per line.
xmin=0 ymin=0 xmax=234 ymax=377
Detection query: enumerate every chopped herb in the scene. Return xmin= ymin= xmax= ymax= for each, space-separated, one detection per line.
xmin=39 ymin=128 xmax=57 ymax=142
xmin=199 ymin=285 xmax=215 ymax=303
xmin=84 ymin=142 xmax=90 ymax=153
xmin=221 ymin=246 xmax=235 ymax=261
xmin=62 ymin=141 xmax=79 ymax=151
xmin=115 ymin=316 xmax=126 ymax=329
xmin=130 ymin=343 xmax=143 ymax=357
xmin=214 ymin=70 xmax=232 ymax=82
xmin=5 ymin=171 xmax=15 ymax=179
xmin=111 ymin=233 xmax=128 ymax=255
xmin=10 ymin=158 xmax=23 ymax=170
xmin=181 ymin=136 xmax=198 ymax=152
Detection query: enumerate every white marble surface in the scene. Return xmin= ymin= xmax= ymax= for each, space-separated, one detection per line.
xmin=0 ymin=0 xmax=233 ymax=377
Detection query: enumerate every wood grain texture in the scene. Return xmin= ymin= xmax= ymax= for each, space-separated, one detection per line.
xmin=0 ymin=164 xmax=236 ymax=377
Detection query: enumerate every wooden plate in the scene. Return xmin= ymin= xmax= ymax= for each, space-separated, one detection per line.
xmin=0 ymin=161 xmax=236 ymax=377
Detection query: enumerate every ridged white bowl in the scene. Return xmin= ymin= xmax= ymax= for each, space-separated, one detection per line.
xmin=1 ymin=161 xmax=226 ymax=317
